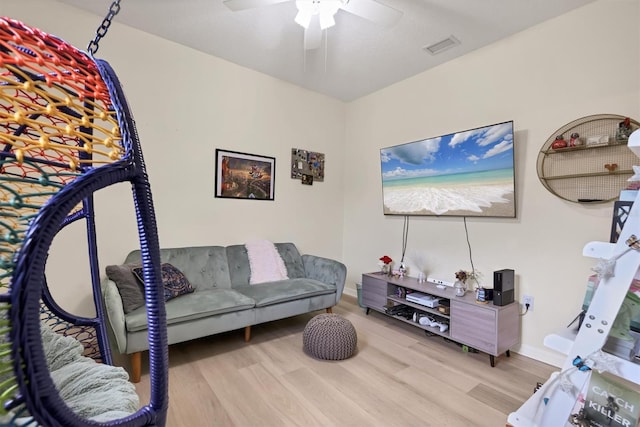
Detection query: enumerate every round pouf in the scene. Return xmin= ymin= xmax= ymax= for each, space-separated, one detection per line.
xmin=303 ymin=314 xmax=357 ymax=360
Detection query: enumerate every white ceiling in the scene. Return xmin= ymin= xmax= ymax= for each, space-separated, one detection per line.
xmin=57 ymin=0 xmax=596 ymax=102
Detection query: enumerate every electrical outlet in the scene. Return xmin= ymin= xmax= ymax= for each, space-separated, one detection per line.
xmin=523 ymin=295 xmax=534 ymax=311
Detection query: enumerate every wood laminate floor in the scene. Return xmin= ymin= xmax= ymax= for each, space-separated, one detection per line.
xmin=133 ymin=296 xmax=556 ymax=426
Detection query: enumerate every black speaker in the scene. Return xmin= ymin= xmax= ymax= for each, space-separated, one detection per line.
xmin=493 ymin=269 xmax=514 ymax=306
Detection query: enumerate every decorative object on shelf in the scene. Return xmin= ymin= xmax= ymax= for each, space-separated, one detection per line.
xmin=616 ymin=117 xmax=633 ymax=142
xmin=569 ymin=132 xmax=583 ymax=147
xmin=586 ymin=134 xmax=610 ymax=145
xmin=605 ymin=163 xmax=618 ymax=173
xmin=379 ymin=255 xmax=392 ymax=275
xmin=537 ymin=114 xmax=640 ymax=204
xmin=215 ymin=149 xmax=276 ymax=200
xmin=476 ymin=287 xmax=493 ymax=303
xmin=455 ymin=269 xmax=482 ymax=292
xmin=398 ymin=262 xmax=407 ymax=278
xmin=552 ymin=135 xmax=568 ymax=150
xmin=410 ymin=249 xmax=427 ymax=283
xmin=455 ymin=270 xmax=469 ymax=283
xmin=454 ymin=279 xmax=467 ymax=297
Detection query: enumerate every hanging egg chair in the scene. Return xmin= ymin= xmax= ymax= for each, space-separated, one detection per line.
xmin=0 ymin=14 xmax=168 ymax=427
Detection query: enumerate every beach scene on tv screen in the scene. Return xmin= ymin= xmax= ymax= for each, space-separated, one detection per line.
xmin=380 ymin=121 xmax=515 ymax=217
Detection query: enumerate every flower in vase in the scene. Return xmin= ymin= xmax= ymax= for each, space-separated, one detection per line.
xmin=379 ymin=255 xmax=393 ymax=275
xmin=455 ymin=269 xmax=482 ymax=288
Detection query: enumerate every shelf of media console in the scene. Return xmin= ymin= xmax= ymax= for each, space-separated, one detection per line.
xmin=385 ymin=296 xmax=451 ymax=338
xmin=387 ymin=295 xmax=451 ymax=320
xmin=389 ymin=313 xmax=450 ymax=338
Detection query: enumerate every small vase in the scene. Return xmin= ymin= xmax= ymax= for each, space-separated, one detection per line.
xmin=381 ymin=264 xmax=391 ymax=275
xmin=454 ymin=280 xmax=466 ymax=297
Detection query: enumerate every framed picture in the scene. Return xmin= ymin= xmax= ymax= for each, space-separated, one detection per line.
xmin=215 ymin=149 xmax=275 ymax=200
xmin=301 ymin=174 xmax=313 ymax=185
xmin=291 ymin=148 xmax=324 ymax=182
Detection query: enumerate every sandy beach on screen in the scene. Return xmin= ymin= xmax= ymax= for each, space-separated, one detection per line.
xmin=383 ymin=184 xmax=515 ymax=217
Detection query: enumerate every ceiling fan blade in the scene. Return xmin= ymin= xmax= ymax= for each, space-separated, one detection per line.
xmin=223 ymin=0 xmax=290 ymax=11
xmin=341 ymin=0 xmax=403 ymax=27
xmin=304 ymin=18 xmax=322 ymax=51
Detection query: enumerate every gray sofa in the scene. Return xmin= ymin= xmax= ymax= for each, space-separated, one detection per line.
xmin=101 ymin=243 xmax=346 ymax=382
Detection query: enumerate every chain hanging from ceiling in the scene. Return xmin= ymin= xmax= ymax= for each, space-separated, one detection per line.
xmin=87 ymin=0 xmax=122 ymax=55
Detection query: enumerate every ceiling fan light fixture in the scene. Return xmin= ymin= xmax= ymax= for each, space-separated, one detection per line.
xmin=295 ymin=8 xmax=313 ymax=28
xmin=319 ymin=12 xmax=336 ymax=29
xmin=295 ymin=0 xmax=344 ymax=30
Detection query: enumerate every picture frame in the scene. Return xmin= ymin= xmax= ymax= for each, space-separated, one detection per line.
xmin=291 ymin=148 xmax=325 ymax=182
xmin=215 ymin=149 xmax=275 ymax=200
xmin=301 ymin=174 xmax=313 ymax=185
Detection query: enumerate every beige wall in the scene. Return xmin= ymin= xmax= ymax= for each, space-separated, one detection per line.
xmin=3 ymin=0 xmax=639 ymax=368
xmin=3 ymin=1 xmax=346 ymax=317
xmin=343 ymin=0 xmax=640 ymax=366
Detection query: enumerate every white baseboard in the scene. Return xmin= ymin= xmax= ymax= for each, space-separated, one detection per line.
xmin=512 ymin=343 xmax=564 ymax=368
xmin=343 ymin=287 xmax=357 ymax=298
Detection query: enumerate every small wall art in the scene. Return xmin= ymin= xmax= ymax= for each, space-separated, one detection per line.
xmin=291 ymin=148 xmax=324 ymax=184
xmin=301 ymin=174 xmax=313 ymax=185
xmin=215 ymin=149 xmax=275 ymax=200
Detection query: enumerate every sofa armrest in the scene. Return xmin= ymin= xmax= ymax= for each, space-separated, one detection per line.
xmin=102 ymin=278 xmax=128 ymax=354
xmin=302 ymin=255 xmax=347 ymax=304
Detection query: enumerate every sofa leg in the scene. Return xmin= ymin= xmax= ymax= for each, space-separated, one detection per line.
xmin=326 ymin=307 xmax=333 ymax=314
xmin=244 ymin=325 xmax=251 ymax=342
xmin=130 ymin=352 xmax=142 ymax=383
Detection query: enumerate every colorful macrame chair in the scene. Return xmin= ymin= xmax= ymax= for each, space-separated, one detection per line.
xmin=0 ymin=17 xmax=168 ymax=426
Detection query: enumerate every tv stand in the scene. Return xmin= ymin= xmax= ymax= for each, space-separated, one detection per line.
xmin=361 ymin=272 xmax=520 ymax=367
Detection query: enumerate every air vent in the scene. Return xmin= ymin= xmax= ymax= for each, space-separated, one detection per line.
xmin=423 ymin=36 xmax=460 ymax=55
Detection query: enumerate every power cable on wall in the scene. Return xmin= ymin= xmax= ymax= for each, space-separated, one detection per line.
xmin=400 ymin=216 xmax=409 ymax=271
xmin=463 ymin=216 xmax=478 ymax=286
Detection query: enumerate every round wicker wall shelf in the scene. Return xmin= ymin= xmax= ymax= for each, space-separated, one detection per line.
xmin=537 ymin=114 xmax=639 ymax=204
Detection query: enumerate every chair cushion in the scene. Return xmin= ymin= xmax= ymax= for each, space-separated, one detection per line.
xmin=125 ymin=289 xmax=255 ymax=332
xmin=234 ymin=278 xmax=335 ymax=307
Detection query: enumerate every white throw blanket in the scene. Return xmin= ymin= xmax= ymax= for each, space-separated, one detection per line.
xmin=246 ymin=240 xmax=289 ymax=284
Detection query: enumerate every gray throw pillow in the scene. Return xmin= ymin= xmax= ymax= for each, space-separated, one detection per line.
xmin=106 ymin=264 xmax=145 ymax=314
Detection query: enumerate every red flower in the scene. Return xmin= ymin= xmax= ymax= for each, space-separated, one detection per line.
xmin=379 ymin=255 xmax=392 ymax=264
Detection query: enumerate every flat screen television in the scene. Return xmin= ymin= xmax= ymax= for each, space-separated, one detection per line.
xmin=380 ymin=120 xmax=516 ymax=217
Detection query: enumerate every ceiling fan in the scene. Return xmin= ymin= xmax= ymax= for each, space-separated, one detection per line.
xmin=223 ymin=0 xmax=403 ymax=51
